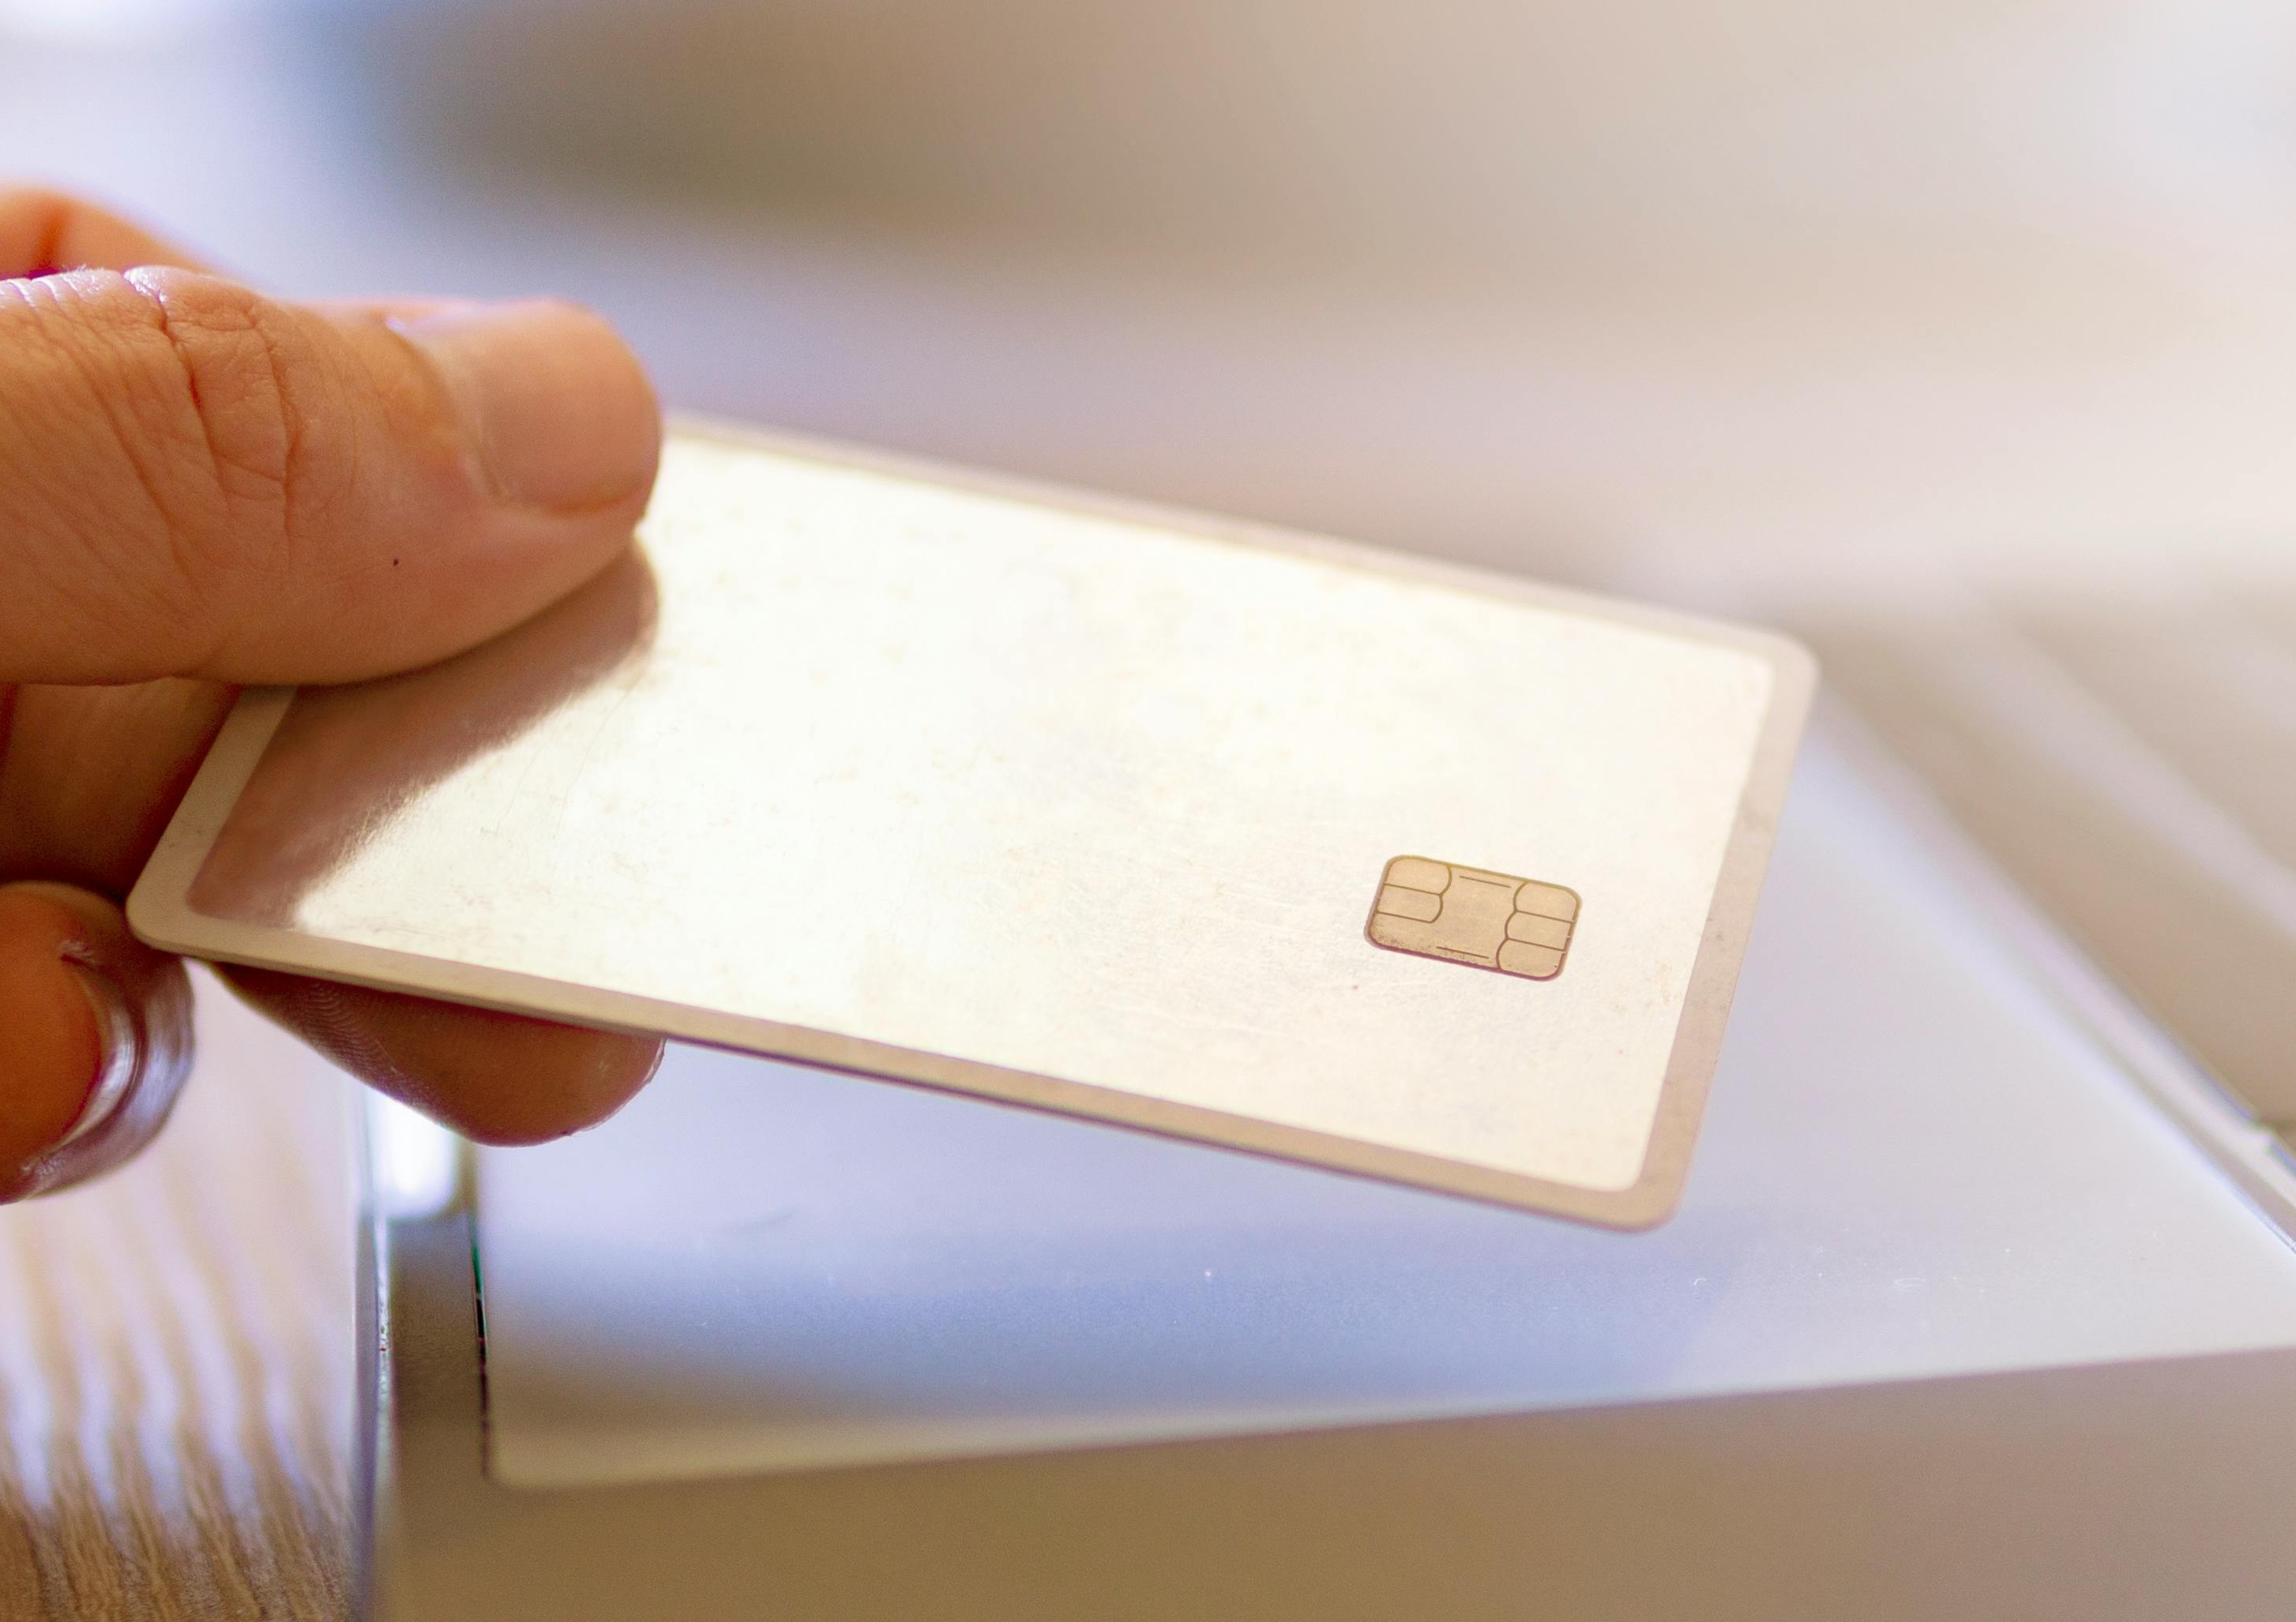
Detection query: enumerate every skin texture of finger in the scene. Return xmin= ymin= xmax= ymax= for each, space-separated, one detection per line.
xmin=0 ymin=678 xmax=235 ymax=895
xmin=222 ymin=968 xmax=663 ymax=1146
xmin=0 ymin=268 xmax=660 ymax=685
xmin=0 ymin=187 xmax=200 ymax=278
xmin=0 ymin=882 xmax=191 ymax=1200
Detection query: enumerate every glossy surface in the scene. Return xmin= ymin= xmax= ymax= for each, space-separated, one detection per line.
xmin=134 ymin=422 xmax=1809 ymax=1218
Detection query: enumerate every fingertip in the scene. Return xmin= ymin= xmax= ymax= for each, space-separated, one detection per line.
xmin=222 ymin=967 xmax=663 ymax=1146
xmin=393 ymin=298 xmax=662 ymax=516
xmin=0 ymin=892 xmax=105 ymax=1175
xmin=0 ymin=883 xmax=193 ymax=1201
xmin=443 ymin=1025 xmax=666 ymax=1147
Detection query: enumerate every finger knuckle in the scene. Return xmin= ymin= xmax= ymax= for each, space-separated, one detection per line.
xmin=119 ymin=268 xmax=306 ymax=533
xmin=19 ymin=269 xmax=314 ymax=663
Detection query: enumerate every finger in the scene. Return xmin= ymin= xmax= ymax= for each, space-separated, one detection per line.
xmin=223 ymin=968 xmax=663 ymax=1146
xmin=0 ymin=677 xmax=235 ymax=896
xmin=0 ymin=186 xmax=203 ymax=277
xmin=0 ymin=269 xmax=660 ymax=686
xmin=0 ymin=882 xmax=191 ymax=1201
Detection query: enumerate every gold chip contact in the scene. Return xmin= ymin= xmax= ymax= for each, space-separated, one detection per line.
xmin=1365 ymin=857 xmax=1580 ymax=980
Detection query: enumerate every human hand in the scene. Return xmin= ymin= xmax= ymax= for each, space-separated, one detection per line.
xmin=0 ymin=187 xmax=667 ymax=1200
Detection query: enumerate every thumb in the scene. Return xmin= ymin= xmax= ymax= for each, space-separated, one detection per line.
xmin=0 ymin=266 xmax=659 ymax=685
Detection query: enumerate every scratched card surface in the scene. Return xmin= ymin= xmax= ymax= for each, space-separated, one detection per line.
xmin=133 ymin=421 xmax=1813 ymax=1226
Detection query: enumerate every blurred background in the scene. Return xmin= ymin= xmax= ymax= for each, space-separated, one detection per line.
xmin=6 ymin=0 xmax=2296 ymax=609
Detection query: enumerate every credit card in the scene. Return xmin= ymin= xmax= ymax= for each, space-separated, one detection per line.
xmin=131 ymin=419 xmax=1813 ymax=1226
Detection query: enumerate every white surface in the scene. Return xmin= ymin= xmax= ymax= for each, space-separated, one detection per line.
xmin=475 ymin=738 xmax=2296 ymax=1489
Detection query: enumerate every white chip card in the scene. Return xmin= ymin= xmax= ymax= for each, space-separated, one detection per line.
xmin=132 ymin=420 xmax=1812 ymax=1226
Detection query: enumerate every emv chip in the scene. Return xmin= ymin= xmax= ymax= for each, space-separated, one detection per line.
xmin=1366 ymin=857 xmax=1580 ymax=980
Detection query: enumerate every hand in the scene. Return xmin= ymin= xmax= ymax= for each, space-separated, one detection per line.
xmin=0 ymin=187 xmax=667 ymax=1200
